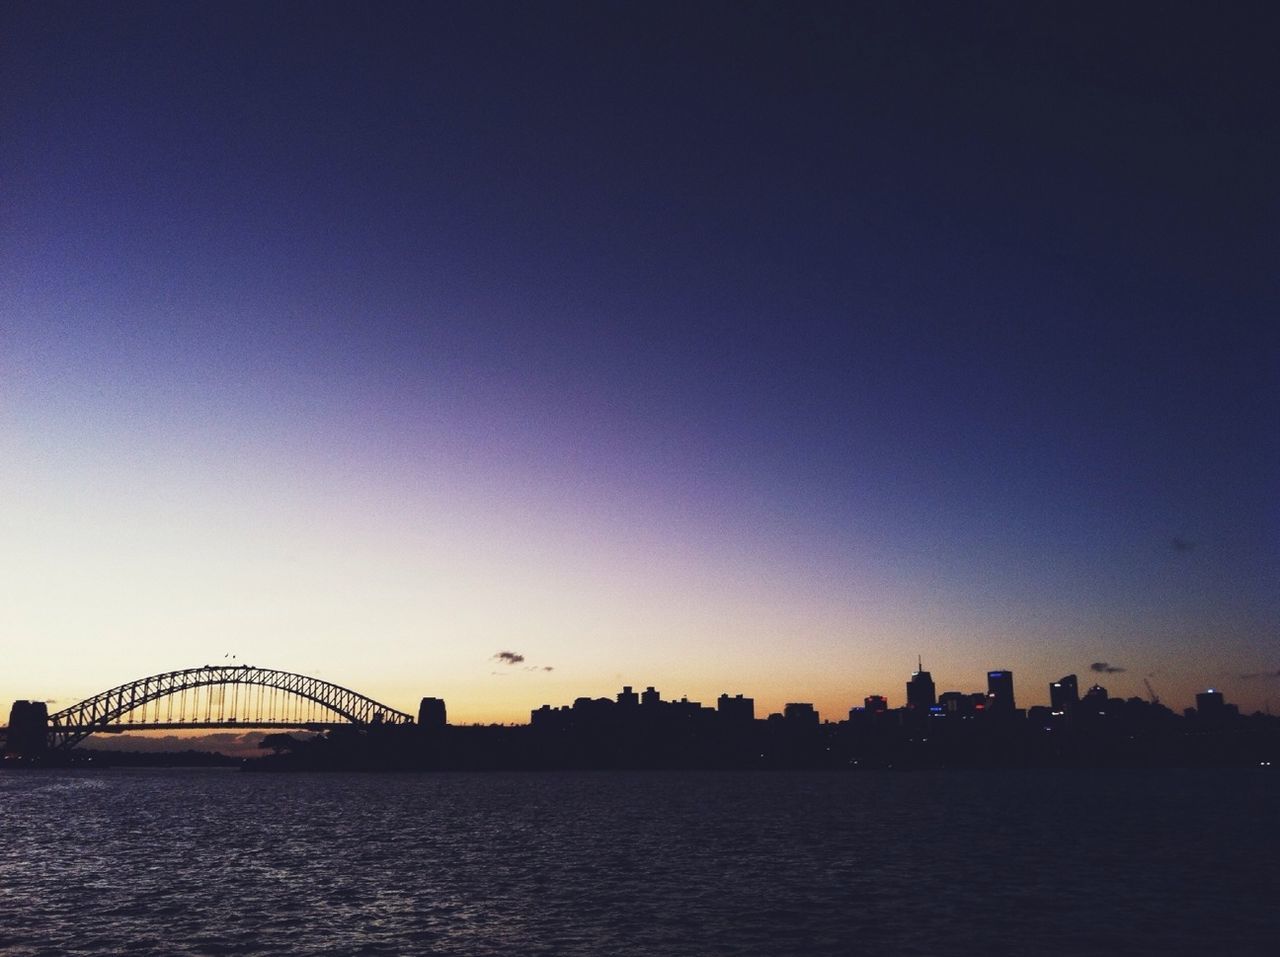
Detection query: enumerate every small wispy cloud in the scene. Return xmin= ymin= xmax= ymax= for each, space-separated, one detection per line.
xmin=1237 ymin=669 xmax=1280 ymax=680
xmin=491 ymin=651 xmax=554 ymax=674
xmin=1171 ymin=537 xmax=1196 ymax=552
xmin=1090 ymin=662 xmax=1125 ymax=674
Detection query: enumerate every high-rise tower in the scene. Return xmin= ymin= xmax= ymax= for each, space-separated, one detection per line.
xmin=1049 ymin=674 xmax=1079 ymax=712
xmin=906 ymin=656 xmax=937 ymax=708
xmin=986 ymin=670 xmax=1016 ymax=713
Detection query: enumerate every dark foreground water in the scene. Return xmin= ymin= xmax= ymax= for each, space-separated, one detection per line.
xmin=1 ymin=769 xmax=1276 ymax=956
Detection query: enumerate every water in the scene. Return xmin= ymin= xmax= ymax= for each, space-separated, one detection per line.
xmin=1 ymin=768 xmax=1275 ymax=956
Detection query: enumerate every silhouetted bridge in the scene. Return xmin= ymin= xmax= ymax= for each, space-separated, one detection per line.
xmin=3 ymin=665 xmax=415 ymax=755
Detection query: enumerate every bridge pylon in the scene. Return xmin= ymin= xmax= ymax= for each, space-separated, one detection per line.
xmin=4 ymin=700 xmax=50 ymax=760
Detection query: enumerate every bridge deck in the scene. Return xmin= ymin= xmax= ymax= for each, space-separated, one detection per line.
xmin=53 ymin=721 xmax=354 ymax=733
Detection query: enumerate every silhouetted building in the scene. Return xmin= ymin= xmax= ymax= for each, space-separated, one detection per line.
xmin=530 ymin=703 xmax=567 ymax=727
xmin=1080 ymin=683 xmax=1120 ymax=718
xmin=717 ymin=693 xmax=754 ymax=722
xmin=906 ymin=657 xmax=937 ymax=709
xmin=6 ymin=700 xmax=48 ymax=757
xmin=1028 ymin=705 xmax=1054 ymax=728
xmin=641 ymin=686 xmax=661 ymax=706
xmin=987 ymin=670 xmax=1015 ymax=713
xmin=783 ymin=702 xmax=819 ymax=726
xmin=1050 ymin=674 xmax=1079 ymax=712
xmin=1195 ymin=689 xmax=1225 ymax=716
xmin=864 ymin=695 xmax=888 ymax=713
xmin=573 ymin=696 xmax=617 ymax=718
xmin=417 ymin=697 xmax=447 ymax=729
xmin=935 ymin=691 xmax=988 ymax=715
xmin=617 ymin=685 xmax=639 ymax=707
xmin=670 ymin=695 xmax=704 ymax=718
xmin=938 ymin=691 xmax=967 ymax=714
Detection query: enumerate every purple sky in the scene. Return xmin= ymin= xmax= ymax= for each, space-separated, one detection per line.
xmin=2 ymin=2 xmax=1276 ymax=721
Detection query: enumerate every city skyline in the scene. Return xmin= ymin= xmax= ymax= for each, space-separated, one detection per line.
xmin=6 ymin=655 xmax=1265 ymax=752
xmin=9 ymin=656 xmax=1268 ymax=769
xmin=3 ymin=4 xmax=1275 ymax=725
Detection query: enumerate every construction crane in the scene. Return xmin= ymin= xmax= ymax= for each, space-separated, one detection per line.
xmin=1143 ymin=678 xmax=1161 ymax=706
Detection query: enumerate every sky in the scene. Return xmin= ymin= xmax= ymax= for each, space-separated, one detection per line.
xmin=2 ymin=1 xmax=1277 ymax=728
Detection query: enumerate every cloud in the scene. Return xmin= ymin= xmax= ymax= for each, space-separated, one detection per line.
xmin=1171 ymin=537 xmax=1196 ymax=552
xmin=493 ymin=651 xmax=554 ymax=672
xmin=1090 ymin=662 xmax=1126 ymax=674
xmin=1237 ymin=669 xmax=1280 ymax=680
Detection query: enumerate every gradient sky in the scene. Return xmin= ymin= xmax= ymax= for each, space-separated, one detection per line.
xmin=3 ymin=2 xmax=1276 ymax=725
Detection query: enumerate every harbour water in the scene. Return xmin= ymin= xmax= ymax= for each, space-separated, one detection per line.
xmin=1 ymin=768 xmax=1275 ymax=955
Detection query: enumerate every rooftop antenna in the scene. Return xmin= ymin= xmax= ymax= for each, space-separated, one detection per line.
xmin=917 ymin=654 xmax=923 ymax=673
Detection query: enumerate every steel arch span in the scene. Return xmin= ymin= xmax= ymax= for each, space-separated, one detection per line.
xmin=47 ymin=665 xmax=414 ymax=749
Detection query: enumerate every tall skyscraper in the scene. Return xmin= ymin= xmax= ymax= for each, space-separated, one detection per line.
xmin=906 ymin=657 xmax=937 ymax=708
xmin=987 ymin=670 xmax=1016 ymax=713
xmin=1049 ymin=674 xmax=1079 ymax=712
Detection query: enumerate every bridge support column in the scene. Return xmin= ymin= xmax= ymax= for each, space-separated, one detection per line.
xmin=6 ymin=700 xmax=49 ymax=759
xmin=418 ymin=697 xmax=447 ymax=730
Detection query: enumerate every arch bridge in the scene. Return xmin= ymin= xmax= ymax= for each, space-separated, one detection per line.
xmin=7 ymin=665 xmax=414 ymax=752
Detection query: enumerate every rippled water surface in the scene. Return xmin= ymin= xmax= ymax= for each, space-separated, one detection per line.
xmin=1 ymin=769 xmax=1276 ymax=955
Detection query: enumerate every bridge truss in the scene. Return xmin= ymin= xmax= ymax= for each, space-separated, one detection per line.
xmin=46 ymin=665 xmax=414 ymax=749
